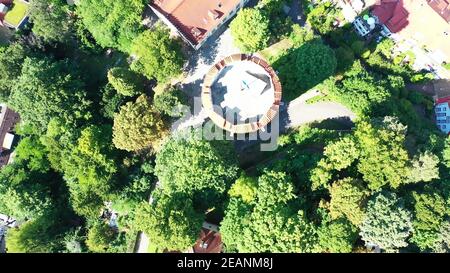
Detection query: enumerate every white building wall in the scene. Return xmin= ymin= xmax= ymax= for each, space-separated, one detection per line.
xmin=435 ymin=102 xmax=450 ymax=134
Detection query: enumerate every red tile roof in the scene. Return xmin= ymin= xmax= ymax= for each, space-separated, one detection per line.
xmin=427 ymin=0 xmax=450 ymax=22
xmin=192 ymin=227 xmax=222 ymax=253
xmin=436 ymin=95 xmax=450 ymax=104
xmin=372 ymin=0 xmax=409 ymax=32
xmin=0 ymin=107 xmax=19 ymax=168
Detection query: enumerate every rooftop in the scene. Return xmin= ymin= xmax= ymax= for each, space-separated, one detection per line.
xmin=0 ymin=104 xmax=20 ymax=168
xmin=193 ymin=223 xmax=222 ymax=253
xmin=0 ymin=0 xmax=29 ymax=28
xmin=372 ymin=0 xmax=409 ymax=33
xmin=150 ymin=0 xmax=241 ymax=46
xmin=427 ymin=0 xmax=450 ymax=22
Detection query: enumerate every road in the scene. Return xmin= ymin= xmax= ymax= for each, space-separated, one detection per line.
xmin=282 ymin=90 xmax=357 ymax=130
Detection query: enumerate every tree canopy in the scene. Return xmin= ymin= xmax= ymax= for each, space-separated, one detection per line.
xmin=107 ymin=67 xmax=144 ymax=97
xmin=8 ymin=57 xmax=92 ymax=133
xmin=154 ymin=131 xmax=239 ymax=194
xmin=230 ymin=8 xmax=270 ymax=53
xmin=133 ymin=192 xmax=204 ymax=252
xmin=359 ymin=192 xmax=413 ymax=251
xmin=131 ymin=27 xmax=184 ymax=83
xmin=76 ymin=0 xmax=145 ymax=52
xmin=221 ymin=171 xmax=318 ymax=253
xmin=29 ymin=0 xmax=73 ymax=43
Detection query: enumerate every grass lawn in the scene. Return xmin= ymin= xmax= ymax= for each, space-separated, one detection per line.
xmin=4 ymin=1 xmax=29 ymax=27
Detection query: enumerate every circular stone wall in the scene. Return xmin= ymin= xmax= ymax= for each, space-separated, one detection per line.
xmin=201 ymin=54 xmax=282 ymax=134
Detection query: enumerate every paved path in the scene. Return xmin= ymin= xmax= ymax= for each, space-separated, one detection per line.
xmin=282 ymin=90 xmax=357 ymax=129
xmin=135 ymin=232 xmax=149 ymax=253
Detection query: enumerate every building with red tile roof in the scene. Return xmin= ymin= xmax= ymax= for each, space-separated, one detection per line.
xmin=427 ymin=0 xmax=450 ymax=22
xmin=0 ymin=104 xmax=19 ymax=168
xmin=192 ymin=222 xmax=223 ymax=253
xmin=371 ymin=0 xmax=409 ymax=33
xmin=149 ymin=0 xmax=251 ymax=50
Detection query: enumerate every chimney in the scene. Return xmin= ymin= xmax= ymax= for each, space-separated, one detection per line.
xmin=208 ymin=9 xmax=220 ymax=20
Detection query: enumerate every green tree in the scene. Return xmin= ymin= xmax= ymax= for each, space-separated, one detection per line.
xmin=306 ymin=2 xmax=338 ymax=35
xmin=61 ymin=228 xmax=85 ymax=253
xmin=14 ymin=136 xmax=51 ymax=172
xmin=408 ymin=151 xmax=440 ymax=183
xmin=113 ymin=94 xmax=167 ymax=151
xmin=228 ymin=173 xmax=258 ymax=203
xmin=29 ymin=0 xmax=72 ymax=43
xmin=64 ymin=125 xmax=118 ymax=218
xmin=154 ymin=130 xmax=239 ymax=194
xmin=107 ymin=67 xmax=144 ymax=97
xmin=410 ymin=190 xmax=448 ymax=251
xmin=153 ymin=88 xmax=187 ymax=118
xmin=432 ymin=221 xmax=450 ymax=253
xmin=221 ymin=171 xmax=318 ymax=253
xmin=288 ymin=24 xmax=316 ymax=47
xmin=329 ymin=178 xmax=369 ymax=226
xmin=442 ymin=136 xmax=450 ymax=168
xmin=76 ymin=0 xmax=145 ymax=52
xmin=317 ymin=213 xmax=358 ymax=253
xmin=275 ymin=40 xmax=337 ymax=99
xmin=8 ymin=57 xmax=92 ymax=133
xmin=133 ymin=192 xmax=204 ymax=251
xmin=131 ymin=27 xmax=184 ymax=83
xmin=6 ymin=210 xmax=71 ymax=253
xmin=321 ymin=61 xmax=391 ymax=115
xmin=100 ymin=84 xmax=126 ymax=120
xmin=355 ymin=117 xmax=411 ymax=190
xmin=86 ymin=221 xmax=117 ymax=253
xmin=360 ymin=192 xmax=413 ymax=251
xmin=230 ymin=8 xmax=270 ymax=52
xmin=322 ymin=136 xmax=359 ymax=171
xmin=0 ymin=161 xmax=54 ymax=221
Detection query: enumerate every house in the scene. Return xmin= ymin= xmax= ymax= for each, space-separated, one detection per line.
xmin=435 ymin=96 xmax=450 ymax=134
xmin=0 ymin=104 xmax=20 ymax=168
xmin=0 ymin=0 xmax=30 ymax=30
xmin=371 ymin=0 xmax=409 ymax=34
xmin=191 ymin=222 xmax=223 ymax=253
xmin=427 ymin=0 xmax=450 ymax=23
xmin=149 ymin=0 xmax=251 ymax=50
xmin=1 ymin=213 xmax=17 ymax=254
xmin=351 ymin=0 xmax=450 ymax=64
xmin=339 ymin=0 xmax=377 ymax=22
